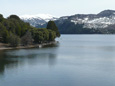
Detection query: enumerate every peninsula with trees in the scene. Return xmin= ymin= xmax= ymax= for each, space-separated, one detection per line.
xmin=0 ymin=14 xmax=60 ymax=50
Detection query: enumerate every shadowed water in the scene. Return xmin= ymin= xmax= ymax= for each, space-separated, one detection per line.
xmin=0 ymin=35 xmax=115 ymax=86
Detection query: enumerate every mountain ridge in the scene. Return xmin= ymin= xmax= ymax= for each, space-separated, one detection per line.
xmin=20 ymin=10 xmax=115 ymax=34
xmin=20 ymin=14 xmax=58 ymax=27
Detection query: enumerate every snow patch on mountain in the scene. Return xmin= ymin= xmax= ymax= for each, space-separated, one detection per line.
xmin=20 ymin=10 xmax=115 ymax=29
xmin=71 ymin=16 xmax=115 ymax=29
xmin=20 ymin=14 xmax=58 ymax=22
xmin=20 ymin=14 xmax=58 ymax=27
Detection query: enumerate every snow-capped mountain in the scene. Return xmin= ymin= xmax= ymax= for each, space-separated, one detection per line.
xmin=70 ymin=10 xmax=115 ymax=29
xmin=54 ymin=10 xmax=115 ymax=34
xmin=20 ymin=10 xmax=115 ymax=29
xmin=20 ymin=10 xmax=115 ymax=34
xmin=20 ymin=14 xmax=58 ymax=27
xmin=57 ymin=10 xmax=115 ymax=29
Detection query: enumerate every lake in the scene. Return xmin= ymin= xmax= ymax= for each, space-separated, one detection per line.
xmin=0 ymin=35 xmax=115 ymax=86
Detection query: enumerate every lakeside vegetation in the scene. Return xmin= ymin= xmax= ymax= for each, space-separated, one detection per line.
xmin=0 ymin=14 xmax=60 ymax=47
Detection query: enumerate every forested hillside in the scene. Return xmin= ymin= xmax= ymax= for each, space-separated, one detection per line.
xmin=0 ymin=14 xmax=60 ymax=47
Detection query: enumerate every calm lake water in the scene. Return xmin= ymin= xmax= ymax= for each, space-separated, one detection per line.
xmin=0 ymin=35 xmax=115 ymax=86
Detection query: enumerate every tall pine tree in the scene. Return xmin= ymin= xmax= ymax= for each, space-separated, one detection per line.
xmin=47 ymin=21 xmax=60 ymax=37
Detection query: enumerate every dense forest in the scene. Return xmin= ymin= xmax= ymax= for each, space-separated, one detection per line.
xmin=56 ymin=20 xmax=115 ymax=34
xmin=35 ymin=20 xmax=105 ymax=34
xmin=55 ymin=20 xmax=101 ymax=34
xmin=0 ymin=14 xmax=60 ymax=47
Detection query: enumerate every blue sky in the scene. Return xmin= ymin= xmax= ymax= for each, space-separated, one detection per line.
xmin=0 ymin=0 xmax=115 ymax=17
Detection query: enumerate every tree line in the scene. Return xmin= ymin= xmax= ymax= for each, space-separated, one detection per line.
xmin=0 ymin=14 xmax=60 ymax=47
xmin=55 ymin=20 xmax=101 ymax=34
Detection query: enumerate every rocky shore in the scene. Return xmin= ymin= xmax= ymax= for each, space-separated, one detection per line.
xmin=0 ymin=41 xmax=57 ymax=50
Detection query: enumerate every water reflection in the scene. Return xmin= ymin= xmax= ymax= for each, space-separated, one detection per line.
xmin=0 ymin=45 xmax=58 ymax=76
xmin=0 ymin=51 xmax=17 ymax=75
xmin=1 ymin=35 xmax=115 ymax=86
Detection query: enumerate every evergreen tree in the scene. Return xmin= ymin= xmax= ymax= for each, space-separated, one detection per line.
xmin=0 ymin=14 xmax=4 ymax=22
xmin=47 ymin=21 xmax=60 ymax=37
xmin=48 ymin=30 xmax=56 ymax=41
xmin=8 ymin=32 xmax=20 ymax=47
xmin=0 ymin=14 xmax=59 ymax=46
xmin=38 ymin=28 xmax=49 ymax=42
xmin=21 ymin=31 xmax=33 ymax=45
xmin=34 ymin=31 xmax=44 ymax=43
xmin=2 ymin=29 xmax=9 ymax=43
xmin=8 ymin=15 xmax=20 ymax=20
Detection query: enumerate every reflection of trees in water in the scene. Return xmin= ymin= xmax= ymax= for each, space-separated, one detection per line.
xmin=0 ymin=52 xmax=17 ymax=76
xmin=26 ymin=53 xmax=57 ymax=66
xmin=48 ymin=54 xmax=57 ymax=65
xmin=0 ymin=48 xmax=58 ymax=76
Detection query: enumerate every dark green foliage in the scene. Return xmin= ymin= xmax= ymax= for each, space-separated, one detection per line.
xmin=38 ymin=28 xmax=49 ymax=41
xmin=55 ymin=20 xmax=101 ymax=34
xmin=1 ymin=29 xmax=9 ymax=43
xmin=8 ymin=15 xmax=20 ymax=20
xmin=33 ymin=31 xmax=44 ymax=43
xmin=48 ymin=30 xmax=56 ymax=41
xmin=30 ymin=28 xmax=56 ymax=43
xmin=47 ymin=21 xmax=60 ymax=37
xmin=21 ymin=31 xmax=33 ymax=45
xmin=0 ymin=14 xmax=4 ymax=22
xmin=8 ymin=32 xmax=20 ymax=47
xmin=0 ymin=23 xmax=9 ymax=43
xmin=0 ymin=14 xmax=60 ymax=46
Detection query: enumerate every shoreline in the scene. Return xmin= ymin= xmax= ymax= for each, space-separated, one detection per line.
xmin=0 ymin=41 xmax=58 ymax=51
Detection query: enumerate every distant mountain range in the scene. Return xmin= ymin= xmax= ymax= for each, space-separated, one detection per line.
xmin=20 ymin=14 xmax=58 ymax=27
xmin=20 ymin=10 xmax=115 ymax=34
